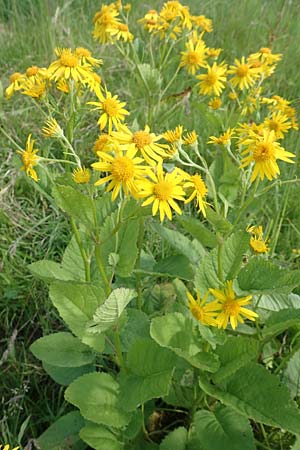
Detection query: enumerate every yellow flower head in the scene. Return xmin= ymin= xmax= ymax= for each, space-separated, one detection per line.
xmin=187 ymin=291 xmax=219 ymax=326
xmin=72 ymin=167 xmax=91 ymax=184
xmin=42 ymin=118 xmax=63 ymax=138
xmin=47 ymin=48 xmax=94 ymax=83
xmin=163 ymin=125 xmax=183 ymax=144
xmin=209 ymin=97 xmax=222 ymax=110
xmin=75 ymin=47 xmax=103 ymax=66
xmin=93 ymin=4 xmax=120 ymax=44
xmin=21 ymin=78 xmax=47 ymax=99
xmin=197 ymin=62 xmax=227 ymax=97
xmin=208 ymin=128 xmax=235 ymax=146
xmin=92 ymin=145 xmax=149 ymax=200
xmin=240 ymin=129 xmax=295 ymax=182
xmin=264 ymin=111 xmax=292 ymax=140
xmin=180 ymin=38 xmax=207 ymax=75
xmin=107 ymin=22 xmax=134 ymax=42
xmin=183 ymin=130 xmax=198 ymax=145
xmin=25 ymin=65 xmax=48 ymax=81
xmin=183 ymin=173 xmax=208 ymax=216
xmin=5 ymin=72 xmax=24 ymax=99
xmin=0 ymin=445 xmax=20 ymax=450
xmin=88 ymin=90 xmax=129 ymax=134
xmin=207 ymin=47 xmax=222 ymax=58
xmin=17 ymin=134 xmax=39 ymax=182
xmin=247 ymin=225 xmax=269 ymax=254
xmin=138 ymin=9 xmax=160 ymax=32
xmin=228 ymin=56 xmax=260 ymax=90
xmin=209 ymin=280 xmax=258 ymax=330
xmin=111 ymin=124 xmax=170 ymax=166
xmin=191 ymin=14 xmax=213 ymax=32
xmin=93 ymin=134 xmax=113 ymax=154
xmin=137 ymin=163 xmax=185 ymax=221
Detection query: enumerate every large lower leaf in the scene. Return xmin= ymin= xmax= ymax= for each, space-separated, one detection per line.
xmin=188 ymin=406 xmax=255 ymax=450
xmin=262 ymin=309 xmax=300 ymax=338
xmin=119 ymin=338 xmax=176 ymax=411
xmin=212 ymin=336 xmax=259 ymax=384
xmin=238 ymin=257 xmax=300 ymax=294
xmin=43 ymin=362 xmax=95 ymax=386
xmin=37 ymin=411 xmax=85 ymax=450
xmin=30 ymin=332 xmax=95 ymax=367
xmin=150 ymin=312 xmax=219 ymax=372
xmin=199 ymin=362 xmax=300 ymax=434
xmin=177 ymin=215 xmax=217 ymax=249
xmin=159 ymin=427 xmax=188 ymax=450
xmin=65 ymin=372 xmax=130 ymax=428
xmin=49 ymin=281 xmax=105 ymax=351
xmin=258 ymin=293 xmax=300 ymax=312
xmin=283 ymin=350 xmax=300 ymax=399
xmin=88 ymin=288 xmax=137 ymax=334
xmin=80 ymin=422 xmax=123 ymax=450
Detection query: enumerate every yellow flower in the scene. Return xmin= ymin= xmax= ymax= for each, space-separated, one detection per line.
xmin=0 ymin=445 xmax=20 ymax=450
xmin=17 ymin=134 xmax=39 ymax=182
xmin=208 ymin=97 xmax=222 ymax=110
xmin=240 ymin=129 xmax=295 ymax=182
xmin=247 ymin=225 xmax=269 ymax=254
xmin=73 ymin=167 xmax=91 ymax=184
xmin=5 ymin=72 xmax=24 ymax=99
xmin=92 ymin=146 xmax=149 ymax=200
xmin=88 ymin=90 xmax=129 ymax=134
xmin=183 ymin=130 xmax=198 ymax=145
xmin=183 ymin=173 xmax=208 ymax=216
xmin=208 ymin=128 xmax=234 ymax=146
xmin=42 ymin=118 xmax=63 ymax=138
xmin=187 ymin=291 xmax=219 ymax=326
xmin=93 ymin=134 xmax=113 ymax=154
xmin=138 ymin=9 xmax=160 ymax=32
xmin=209 ymin=280 xmax=258 ymax=330
xmin=180 ymin=38 xmax=207 ymax=75
xmin=163 ymin=126 xmax=183 ymax=144
xmin=47 ymin=48 xmax=94 ymax=83
xmin=107 ymin=22 xmax=134 ymax=42
xmin=228 ymin=57 xmax=260 ymax=90
xmin=111 ymin=124 xmax=170 ymax=166
xmin=191 ymin=14 xmax=213 ymax=32
xmin=25 ymin=65 xmax=48 ymax=81
xmin=75 ymin=47 xmax=103 ymax=66
xmin=264 ymin=111 xmax=291 ymax=139
xmin=93 ymin=4 xmax=120 ymax=44
xmin=197 ymin=62 xmax=227 ymax=96
xmin=21 ymin=78 xmax=47 ymax=99
xmin=137 ymin=164 xmax=185 ymax=221
xmin=207 ymin=47 xmax=222 ymax=58
xmin=56 ymin=79 xmax=70 ymax=93
xmin=84 ymin=72 xmax=102 ymax=96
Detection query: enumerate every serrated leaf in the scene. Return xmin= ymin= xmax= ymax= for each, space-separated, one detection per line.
xmin=30 ymin=332 xmax=94 ymax=367
xmin=177 ymin=215 xmax=217 ymax=248
xmin=37 ymin=411 xmax=85 ymax=450
xmin=88 ymin=288 xmax=137 ymax=333
xmin=119 ymin=338 xmax=176 ymax=411
xmin=199 ymin=362 xmax=300 ymax=434
xmin=159 ymin=427 xmax=188 ymax=450
xmin=150 ymin=313 xmax=219 ymax=372
xmin=80 ymin=422 xmax=123 ymax=450
xmin=238 ymin=257 xmax=300 ymax=294
xmin=189 ymin=406 xmax=255 ymax=450
xmin=212 ymin=336 xmax=259 ymax=384
xmin=49 ymin=281 xmax=105 ymax=351
xmin=65 ymin=372 xmax=130 ymax=428
xmin=28 ymin=260 xmax=75 ymax=282
xmin=283 ymin=350 xmax=300 ymax=398
xmin=258 ymin=293 xmax=300 ymax=311
xmin=43 ymin=362 xmax=95 ymax=386
xmin=195 ymin=231 xmax=249 ymax=292
xmin=116 ymin=217 xmax=139 ymax=277
xmin=262 ymin=309 xmax=300 ymax=338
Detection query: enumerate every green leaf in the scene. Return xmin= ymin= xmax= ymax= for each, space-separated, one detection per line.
xmin=238 ymin=257 xmax=300 ymax=294
xmin=258 ymin=293 xmax=300 ymax=311
xmin=212 ymin=336 xmax=259 ymax=384
xmin=28 ymin=260 xmax=75 ymax=282
xmin=283 ymin=350 xmax=300 ymax=398
xmin=292 ymin=438 xmax=300 ymax=450
xmin=153 ymin=255 xmax=194 ymax=280
xmin=159 ymin=427 xmax=188 ymax=450
xmin=120 ymin=309 xmax=150 ymax=351
xmin=195 ymin=231 xmax=249 ymax=292
xmin=150 ymin=312 xmax=219 ymax=372
xmin=116 ymin=217 xmax=140 ymax=277
xmin=43 ymin=362 xmax=95 ymax=386
xmin=65 ymin=372 xmax=130 ymax=428
xmin=262 ymin=309 xmax=300 ymax=338
xmin=189 ymin=406 xmax=255 ymax=450
xmin=206 ymin=207 xmax=232 ymax=233
xmin=88 ymin=288 xmax=137 ymax=333
xmin=199 ymin=362 xmax=300 ymax=434
xmin=30 ymin=332 xmax=94 ymax=367
xmin=49 ymin=281 xmax=105 ymax=351
xmin=80 ymin=423 xmax=123 ymax=450
xmin=177 ymin=215 xmax=217 ymax=248
xmin=119 ymin=338 xmax=176 ymax=411
xmin=37 ymin=411 xmax=85 ymax=450
xmin=152 ymin=223 xmax=203 ymax=264
xmin=53 ymin=185 xmax=94 ymax=230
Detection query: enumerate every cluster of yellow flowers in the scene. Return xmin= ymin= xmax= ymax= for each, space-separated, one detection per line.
xmin=139 ymin=1 xmax=213 ymax=40
xmin=247 ymin=225 xmax=269 ymax=254
xmin=5 ymin=47 xmax=102 ymax=100
xmin=93 ymin=1 xmax=133 ymax=44
xmin=187 ymin=280 xmax=258 ymax=330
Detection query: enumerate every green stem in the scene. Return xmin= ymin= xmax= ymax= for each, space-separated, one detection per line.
xmin=70 ymin=218 xmax=91 ymax=282
xmin=217 ymin=236 xmax=224 ymax=283
xmin=114 ymin=326 xmax=125 ymax=370
xmin=95 ymin=244 xmax=111 ymax=296
xmin=233 ymin=177 xmax=260 ymax=227
xmin=259 ymin=424 xmax=272 ymax=450
xmin=136 ymin=217 xmax=145 ymax=310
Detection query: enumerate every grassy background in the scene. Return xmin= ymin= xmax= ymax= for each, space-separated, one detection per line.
xmin=1 ymin=0 xmax=300 ymax=447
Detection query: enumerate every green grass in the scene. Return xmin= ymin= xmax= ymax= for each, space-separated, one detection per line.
xmin=0 ymin=0 xmax=300 ymax=447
